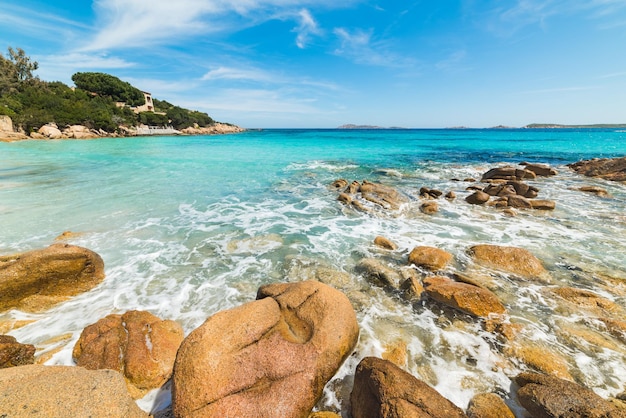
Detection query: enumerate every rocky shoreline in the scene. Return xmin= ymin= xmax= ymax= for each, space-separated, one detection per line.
xmin=0 ymin=115 xmax=245 ymax=142
xmin=1 ymin=157 xmax=626 ymax=417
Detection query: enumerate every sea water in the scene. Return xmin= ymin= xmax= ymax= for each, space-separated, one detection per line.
xmin=1 ymin=129 xmax=626 ymax=415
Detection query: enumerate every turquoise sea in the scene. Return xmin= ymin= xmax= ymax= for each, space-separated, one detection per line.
xmin=2 ymin=128 xmax=626 ymax=415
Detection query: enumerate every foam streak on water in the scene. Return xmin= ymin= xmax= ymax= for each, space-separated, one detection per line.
xmin=1 ymin=129 xmax=626 ymax=415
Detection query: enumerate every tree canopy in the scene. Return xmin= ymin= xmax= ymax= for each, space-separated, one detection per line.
xmin=0 ymin=48 xmax=217 ymax=133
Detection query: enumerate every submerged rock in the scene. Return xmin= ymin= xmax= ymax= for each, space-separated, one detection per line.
xmin=520 ymin=162 xmax=558 ymax=177
xmin=0 ymin=243 xmax=105 ymax=313
xmin=350 ymin=356 xmax=467 ymax=418
xmin=0 ymin=364 xmax=148 ymax=417
xmin=357 ymin=258 xmax=402 ymax=288
xmin=73 ymin=310 xmax=184 ymax=398
xmin=0 ymin=335 xmax=35 ymax=368
xmin=578 ymin=185 xmax=612 ymax=197
xmin=172 ymin=280 xmax=359 ymax=418
xmin=515 ymin=372 xmax=626 ymax=418
xmin=333 ymin=179 xmax=407 ymax=212
xmin=467 ymin=245 xmax=548 ymax=281
xmin=420 ymin=201 xmax=439 ymax=214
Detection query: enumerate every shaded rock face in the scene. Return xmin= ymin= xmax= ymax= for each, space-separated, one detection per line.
xmin=549 ymin=287 xmax=623 ymax=317
xmin=408 ymin=246 xmax=453 ymax=271
xmin=357 ymin=258 xmax=402 ymax=288
xmin=423 ymin=276 xmax=506 ymax=317
xmin=172 ymin=280 xmax=359 ymax=418
xmin=521 ymin=163 xmax=558 ymax=177
xmin=0 ymin=243 xmax=105 ymax=312
xmin=73 ymin=310 xmax=184 ymax=398
xmin=0 ymin=364 xmax=148 ymax=417
xmin=0 ymin=335 xmax=35 ymax=368
xmin=350 ymin=357 xmax=467 ymax=418
xmin=515 ymin=372 xmax=626 ymax=418
xmin=467 ymin=245 xmax=548 ymax=281
xmin=481 ymin=166 xmax=536 ymax=181
xmin=569 ymin=156 xmax=626 ymax=182
xmin=467 ymin=393 xmax=515 ymax=418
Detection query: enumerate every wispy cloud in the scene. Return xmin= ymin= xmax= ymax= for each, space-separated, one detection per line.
xmin=201 ymin=66 xmax=275 ymax=82
xmin=35 ymin=53 xmax=135 ymax=83
xmin=333 ymin=27 xmax=414 ymax=67
xmin=293 ymin=9 xmax=321 ymax=48
xmin=82 ymin=0 xmax=351 ymax=52
xmin=0 ymin=4 xmax=89 ymax=44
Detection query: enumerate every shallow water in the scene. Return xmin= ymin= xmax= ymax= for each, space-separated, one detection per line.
xmin=1 ymin=129 xmax=626 ymax=415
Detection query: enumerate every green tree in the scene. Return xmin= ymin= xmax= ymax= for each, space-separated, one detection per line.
xmin=71 ymin=72 xmax=144 ymax=106
xmin=7 ymin=47 xmax=39 ymax=82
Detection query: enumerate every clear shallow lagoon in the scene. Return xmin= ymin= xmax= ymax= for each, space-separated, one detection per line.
xmin=2 ymin=129 xmax=626 ymax=415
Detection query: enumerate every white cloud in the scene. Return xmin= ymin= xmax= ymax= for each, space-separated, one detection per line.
xmin=293 ymin=9 xmax=321 ymax=48
xmin=81 ymin=0 xmax=351 ymax=52
xmin=201 ymin=66 xmax=275 ymax=82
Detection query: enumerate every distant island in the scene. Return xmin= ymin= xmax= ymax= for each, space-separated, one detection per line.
xmin=338 ymin=124 xmax=407 ymax=129
xmin=524 ymin=123 xmax=626 ymax=129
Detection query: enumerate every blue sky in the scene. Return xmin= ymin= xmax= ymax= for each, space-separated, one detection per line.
xmin=1 ymin=0 xmax=625 ymax=128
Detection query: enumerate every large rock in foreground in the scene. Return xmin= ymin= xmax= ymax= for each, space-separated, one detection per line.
xmin=467 ymin=244 xmax=548 ymax=281
xmin=0 ymin=243 xmax=105 ymax=312
xmin=0 ymin=364 xmax=148 ymax=417
xmin=350 ymin=357 xmax=467 ymax=418
xmin=515 ymin=372 xmax=626 ymax=418
xmin=172 ymin=280 xmax=359 ymax=418
xmin=73 ymin=310 xmax=184 ymax=398
xmin=568 ymin=156 xmax=626 ymax=182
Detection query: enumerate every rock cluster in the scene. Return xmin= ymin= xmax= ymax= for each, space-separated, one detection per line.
xmin=569 ymin=156 xmax=626 ymax=182
xmin=334 ymin=179 xmax=407 ymax=212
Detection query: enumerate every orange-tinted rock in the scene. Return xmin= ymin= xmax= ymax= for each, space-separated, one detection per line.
xmin=423 ymin=276 xmax=505 ymax=317
xmin=420 ymin=201 xmax=439 ymax=214
xmin=408 ymin=246 xmax=453 ymax=271
xmin=0 ymin=244 xmax=105 ymax=312
xmin=465 ymin=191 xmax=490 ymax=205
xmin=549 ymin=287 xmax=623 ymax=317
xmin=467 ymin=393 xmax=515 ymax=418
xmin=374 ymin=236 xmax=398 ymax=250
xmin=0 ymin=335 xmax=35 ymax=368
xmin=172 ymin=280 xmax=359 ymax=418
xmin=0 ymin=364 xmax=148 ymax=417
xmin=467 ymin=244 xmax=548 ymax=281
xmin=505 ymin=343 xmax=572 ymax=381
xmin=529 ymin=199 xmax=556 ymax=210
xmin=579 ymin=186 xmax=611 ymax=197
xmin=73 ymin=310 xmax=184 ymax=398
xmin=515 ymin=372 xmax=625 ymax=418
xmin=400 ymin=276 xmax=425 ymax=301
xmin=350 ymin=356 xmax=467 ymax=418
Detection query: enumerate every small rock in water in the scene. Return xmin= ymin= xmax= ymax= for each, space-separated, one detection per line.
xmin=408 ymin=246 xmax=453 ymax=271
xmin=374 ymin=235 xmax=398 ymax=250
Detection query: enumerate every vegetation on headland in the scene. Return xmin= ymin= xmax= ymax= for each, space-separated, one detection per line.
xmin=0 ymin=47 xmax=219 ymax=134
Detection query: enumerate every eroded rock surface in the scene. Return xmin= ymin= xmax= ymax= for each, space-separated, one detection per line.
xmin=569 ymin=157 xmax=626 ymax=182
xmin=172 ymin=280 xmax=359 ymax=418
xmin=423 ymin=276 xmax=506 ymax=317
xmin=0 ymin=335 xmax=35 ymax=368
xmin=0 ymin=364 xmax=148 ymax=417
xmin=73 ymin=310 xmax=184 ymax=398
xmin=467 ymin=244 xmax=548 ymax=281
xmin=515 ymin=372 xmax=626 ymax=418
xmin=0 ymin=243 xmax=105 ymax=312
